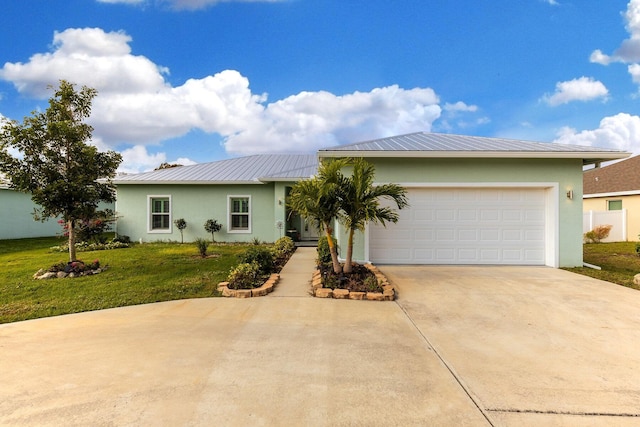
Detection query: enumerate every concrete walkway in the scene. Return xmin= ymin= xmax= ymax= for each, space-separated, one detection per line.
xmin=269 ymin=246 xmax=316 ymax=297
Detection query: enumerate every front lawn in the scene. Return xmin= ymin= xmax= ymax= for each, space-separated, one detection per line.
xmin=0 ymin=237 xmax=251 ymax=324
xmin=564 ymin=242 xmax=640 ymax=291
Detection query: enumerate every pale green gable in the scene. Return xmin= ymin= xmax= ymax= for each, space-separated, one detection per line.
xmin=334 ymin=157 xmax=584 ymax=268
xmin=115 ymin=182 xmax=295 ymax=243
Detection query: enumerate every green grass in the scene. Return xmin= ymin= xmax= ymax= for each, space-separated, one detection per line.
xmin=0 ymin=236 xmax=251 ymax=324
xmin=564 ymin=242 xmax=640 ymax=291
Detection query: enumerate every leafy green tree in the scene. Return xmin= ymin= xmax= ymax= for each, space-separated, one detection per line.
xmin=339 ymin=158 xmax=408 ymax=273
xmin=288 ymin=159 xmax=348 ymax=274
xmin=174 ymin=218 xmax=187 ymax=243
xmin=0 ymin=80 xmax=122 ymax=263
xmin=204 ymin=219 xmax=222 ymax=242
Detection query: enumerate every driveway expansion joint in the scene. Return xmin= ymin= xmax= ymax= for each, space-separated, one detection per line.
xmin=395 ymin=299 xmax=496 ymax=427
xmin=486 ymin=408 xmax=640 ymax=417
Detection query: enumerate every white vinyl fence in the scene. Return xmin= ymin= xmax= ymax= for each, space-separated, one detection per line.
xmin=583 ymin=210 xmax=627 ymax=242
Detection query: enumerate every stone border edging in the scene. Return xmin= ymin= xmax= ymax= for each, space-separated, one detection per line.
xmin=217 ymin=273 xmax=280 ymax=298
xmin=311 ymin=264 xmax=396 ymax=301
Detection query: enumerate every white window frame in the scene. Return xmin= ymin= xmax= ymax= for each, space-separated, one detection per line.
xmin=228 ymin=195 xmax=251 ymax=233
xmin=147 ymin=195 xmax=172 ymax=233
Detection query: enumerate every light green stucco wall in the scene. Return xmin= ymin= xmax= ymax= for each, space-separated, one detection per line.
xmin=0 ymin=189 xmax=61 ymax=239
xmin=115 ymin=183 xmax=291 ymax=243
xmin=337 ymin=157 xmax=584 ymax=268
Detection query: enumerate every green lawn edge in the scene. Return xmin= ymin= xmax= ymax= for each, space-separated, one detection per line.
xmin=0 ymin=236 xmax=252 ymax=324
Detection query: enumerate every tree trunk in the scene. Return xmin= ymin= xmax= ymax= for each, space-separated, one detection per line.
xmin=68 ymin=219 xmax=77 ymax=262
xmin=324 ymin=223 xmax=342 ymax=274
xmin=343 ymin=228 xmax=355 ymax=274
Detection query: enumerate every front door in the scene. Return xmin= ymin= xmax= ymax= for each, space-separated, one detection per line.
xmin=300 ymin=218 xmax=319 ymax=241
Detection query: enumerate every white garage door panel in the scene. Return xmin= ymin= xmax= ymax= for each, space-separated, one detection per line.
xmin=369 ymin=188 xmax=546 ymax=265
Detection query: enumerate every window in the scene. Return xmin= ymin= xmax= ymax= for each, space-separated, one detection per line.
xmin=607 ymin=200 xmax=622 ymax=211
xmin=148 ymin=196 xmax=171 ymax=232
xmin=228 ymin=196 xmax=251 ymax=233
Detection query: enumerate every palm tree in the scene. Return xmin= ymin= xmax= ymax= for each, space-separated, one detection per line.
xmin=339 ymin=158 xmax=408 ymax=274
xmin=287 ymin=159 xmax=348 ymax=274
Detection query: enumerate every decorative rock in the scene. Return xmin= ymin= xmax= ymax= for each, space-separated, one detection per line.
xmin=217 ymin=281 xmax=229 ymax=290
xmin=251 ymin=286 xmax=268 ymax=297
xmin=333 ymin=289 xmax=349 ymax=299
xmin=383 ymin=288 xmax=395 ymax=301
xmin=349 ymin=292 xmax=365 ymax=300
xmin=634 ymin=274 xmax=640 ymax=286
xmin=236 ymin=289 xmax=252 ymax=298
xmin=366 ymin=292 xmax=385 ymax=301
xmin=315 ymin=288 xmax=333 ymax=298
xmin=222 ymin=287 xmax=237 ymax=297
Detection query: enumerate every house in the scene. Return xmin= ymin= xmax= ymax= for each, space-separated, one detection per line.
xmin=583 ymin=155 xmax=640 ymax=241
xmin=114 ymin=132 xmax=628 ymax=268
xmin=0 ymin=184 xmax=62 ymax=239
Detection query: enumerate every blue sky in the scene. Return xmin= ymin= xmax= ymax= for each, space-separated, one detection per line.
xmin=1 ymin=0 xmax=639 ymax=173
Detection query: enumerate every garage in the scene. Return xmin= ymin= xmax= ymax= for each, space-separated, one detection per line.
xmin=369 ymin=187 xmax=547 ymax=265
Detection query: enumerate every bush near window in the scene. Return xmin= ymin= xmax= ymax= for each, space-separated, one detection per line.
xmin=584 ymin=225 xmax=613 ymax=243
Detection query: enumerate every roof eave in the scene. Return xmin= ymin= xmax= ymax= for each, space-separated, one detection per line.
xmin=584 ymin=190 xmax=640 ymax=198
xmin=114 ymin=180 xmax=264 ymax=185
xmin=318 ymin=150 xmax=631 ymax=161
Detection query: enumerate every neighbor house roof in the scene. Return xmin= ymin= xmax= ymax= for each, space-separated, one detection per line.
xmin=583 ymin=155 xmax=640 ymax=197
xmin=114 ymin=154 xmax=318 ymax=185
xmin=319 ymin=132 xmax=630 ymax=165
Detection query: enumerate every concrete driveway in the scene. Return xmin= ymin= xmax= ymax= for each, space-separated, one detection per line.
xmin=383 ymin=265 xmax=640 ymax=426
xmin=2 ymin=257 xmax=640 ymax=426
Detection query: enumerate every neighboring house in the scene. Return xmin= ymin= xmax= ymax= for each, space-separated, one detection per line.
xmin=583 ymin=155 xmax=640 ymax=242
xmin=0 ymin=185 xmax=61 ymax=239
xmin=114 ymin=132 xmax=628 ymax=268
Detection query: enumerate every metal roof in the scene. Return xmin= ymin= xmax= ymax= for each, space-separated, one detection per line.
xmin=114 ymin=154 xmax=318 ymax=185
xmin=319 ymin=132 xmax=630 ymax=164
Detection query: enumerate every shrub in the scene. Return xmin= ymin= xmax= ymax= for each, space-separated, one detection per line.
xmin=195 ymin=238 xmax=209 ymax=258
xmin=50 ymin=238 xmax=129 ymax=253
xmin=204 ymin=219 xmax=222 ymax=242
xmin=584 ymin=225 xmax=613 ymax=243
xmin=174 ymin=218 xmax=187 ymax=243
xmin=57 ymin=209 xmax=117 ymax=244
xmin=239 ymin=245 xmax=274 ymax=274
xmin=113 ymin=234 xmax=131 ymax=244
xmin=317 ymin=235 xmax=338 ymax=265
xmin=273 ymin=236 xmax=295 ymax=257
xmin=227 ymin=261 xmax=261 ymax=289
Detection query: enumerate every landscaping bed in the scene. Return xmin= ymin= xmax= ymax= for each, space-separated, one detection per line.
xmin=311 ymin=263 xmax=396 ymax=301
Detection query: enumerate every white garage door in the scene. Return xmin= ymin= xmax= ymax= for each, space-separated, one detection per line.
xmin=369 ymin=188 xmax=546 ymax=265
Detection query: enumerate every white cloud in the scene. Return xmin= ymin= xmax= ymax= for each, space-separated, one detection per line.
xmin=543 ymin=77 xmax=609 ymax=106
xmin=590 ymin=0 xmax=640 ymax=64
xmin=224 ymin=86 xmax=441 ymax=155
xmin=0 ymin=28 xmax=168 ymax=98
xmin=443 ymin=101 xmax=478 ymax=113
xmin=542 ymin=0 xmax=559 ymax=5
xmin=118 ymin=145 xmax=167 ymax=174
xmin=0 ymin=27 xmax=445 ymax=171
xmin=552 ymin=113 xmax=640 ymax=153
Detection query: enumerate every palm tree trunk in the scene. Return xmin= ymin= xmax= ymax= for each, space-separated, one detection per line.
xmin=68 ymin=219 xmax=77 ymax=262
xmin=343 ymin=228 xmax=355 ymax=274
xmin=324 ymin=223 xmax=342 ymax=274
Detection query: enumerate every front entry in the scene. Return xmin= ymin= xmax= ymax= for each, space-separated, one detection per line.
xmin=300 ymin=218 xmax=320 ymax=241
